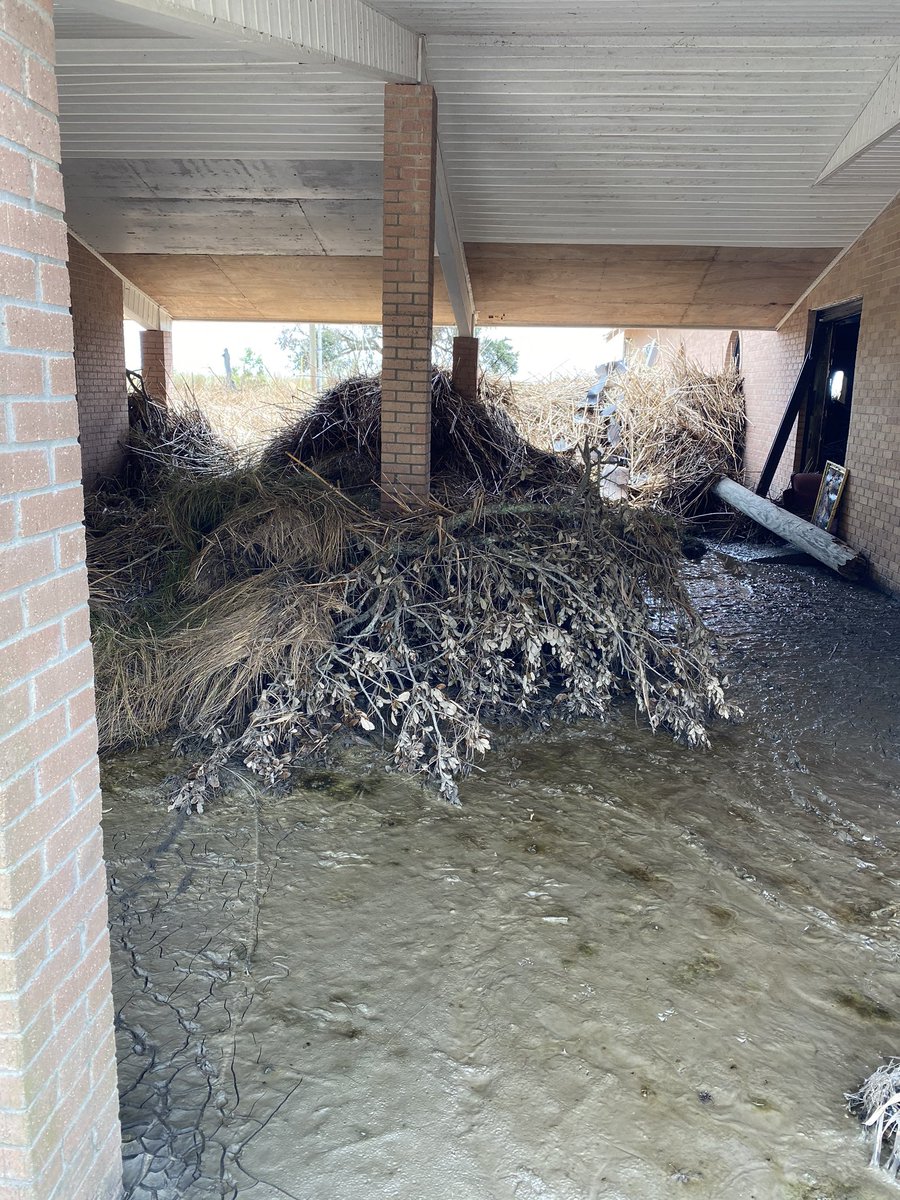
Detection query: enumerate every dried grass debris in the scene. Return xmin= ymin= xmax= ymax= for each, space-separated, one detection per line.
xmin=600 ymin=351 xmax=744 ymax=516
xmin=88 ymin=373 xmax=735 ymax=811
xmin=262 ymin=370 xmax=571 ymax=499
xmin=505 ymin=352 xmax=744 ymax=517
xmin=848 ymin=1060 xmax=900 ymax=1179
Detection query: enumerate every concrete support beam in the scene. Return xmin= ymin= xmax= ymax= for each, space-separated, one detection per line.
xmin=140 ymin=328 xmax=173 ymax=403
xmin=451 ymin=336 xmax=479 ymax=403
xmin=69 ymin=231 xmax=172 ymax=336
xmin=380 ymin=83 xmax=437 ymax=509
xmin=435 ymin=146 xmax=476 ymax=337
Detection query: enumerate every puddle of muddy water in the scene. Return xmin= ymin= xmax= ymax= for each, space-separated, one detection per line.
xmin=102 ymin=552 xmax=900 ymax=1200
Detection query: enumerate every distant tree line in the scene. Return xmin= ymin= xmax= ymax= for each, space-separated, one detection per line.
xmin=274 ymin=323 xmax=519 ymax=381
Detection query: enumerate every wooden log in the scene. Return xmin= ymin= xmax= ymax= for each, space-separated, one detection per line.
xmin=713 ymin=477 xmax=867 ymax=580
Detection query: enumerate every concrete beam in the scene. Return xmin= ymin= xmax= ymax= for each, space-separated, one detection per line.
xmin=69 ymin=231 xmax=172 ymax=330
xmin=818 ymin=55 xmax=900 ymax=183
xmin=107 ymin=244 xmax=838 ymax=328
xmin=435 ymin=144 xmax=476 ymax=337
xmin=97 ymin=0 xmax=419 ymax=81
xmin=420 ymin=44 xmax=475 ymax=338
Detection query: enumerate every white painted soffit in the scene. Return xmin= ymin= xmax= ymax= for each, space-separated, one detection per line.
xmin=97 ymin=0 xmax=419 ymax=80
xmin=817 ymin=55 xmax=900 ymax=184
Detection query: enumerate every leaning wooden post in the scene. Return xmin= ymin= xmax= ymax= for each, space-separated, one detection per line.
xmin=713 ymin=477 xmax=866 ymax=580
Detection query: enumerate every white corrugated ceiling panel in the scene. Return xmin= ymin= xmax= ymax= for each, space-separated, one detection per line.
xmin=53 ymin=0 xmax=900 ymax=250
xmin=54 ymin=0 xmax=387 ymax=161
xmin=374 ymin=0 xmax=900 ymax=37
xmin=423 ymin=33 xmax=900 ymax=245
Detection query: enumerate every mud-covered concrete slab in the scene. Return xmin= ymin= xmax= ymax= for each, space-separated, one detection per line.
xmin=103 ymin=554 xmax=900 ymax=1199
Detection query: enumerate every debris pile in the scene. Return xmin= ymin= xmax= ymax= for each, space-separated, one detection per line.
xmin=87 ymin=372 xmax=735 ymax=809
xmin=848 ymin=1061 xmax=900 ymax=1179
xmin=509 ymin=353 xmax=744 ymax=517
xmin=261 ymin=370 xmax=568 ymax=499
xmin=602 ymin=352 xmax=744 ymax=515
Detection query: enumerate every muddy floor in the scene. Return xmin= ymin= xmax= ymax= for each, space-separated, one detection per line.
xmin=102 ymin=548 xmax=900 ymax=1200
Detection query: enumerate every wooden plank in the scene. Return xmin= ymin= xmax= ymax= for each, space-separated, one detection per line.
xmin=104 ymin=243 xmax=837 ymax=327
xmin=713 ymin=477 xmax=866 ymax=580
xmin=755 ymin=350 xmax=813 ymax=497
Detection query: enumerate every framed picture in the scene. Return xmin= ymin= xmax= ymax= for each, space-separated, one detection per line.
xmin=812 ymin=461 xmax=849 ymax=532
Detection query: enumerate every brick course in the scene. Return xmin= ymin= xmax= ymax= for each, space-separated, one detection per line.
xmin=67 ymin=236 xmax=128 ymax=484
xmin=0 ymin=1 xmax=122 ymax=1196
xmin=380 ymin=84 xmax=438 ymax=507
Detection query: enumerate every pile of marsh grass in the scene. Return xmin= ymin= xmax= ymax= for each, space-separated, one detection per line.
xmin=502 ymin=354 xmax=745 ymax=518
xmin=261 ymin=370 xmax=569 ymax=500
xmin=87 ymin=372 xmax=735 ymax=810
xmin=599 ymin=351 xmax=745 ymax=517
xmin=503 ymin=373 xmax=599 ymax=453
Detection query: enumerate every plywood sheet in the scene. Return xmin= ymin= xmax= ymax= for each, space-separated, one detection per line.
xmin=108 ymin=243 xmax=839 ymax=329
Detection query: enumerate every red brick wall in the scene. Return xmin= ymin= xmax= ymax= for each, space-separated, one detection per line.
xmin=0 ymin=1 xmax=122 ymax=1196
xmin=67 ymin=237 xmax=127 ymax=484
xmin=740 ymin=193 xmax=900 ymax=593
xmin=380 ymin=83 xmax=437 ymax=506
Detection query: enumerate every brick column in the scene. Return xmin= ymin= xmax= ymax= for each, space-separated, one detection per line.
xmin=380 ymin=83 xmax=437 ymax=508
xmin=0 ymin=2 xmax=123 ymax=1197
xmin=68 ymin=237 xmax=127 ymax=483
xmin=451 ymin=335 xmax=479 ymax=403
xmin=140 ymin=327 xmax=173 ymax=404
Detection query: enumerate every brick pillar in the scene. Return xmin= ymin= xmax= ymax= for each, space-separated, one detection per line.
xmin=140 ymin=327 xmax=173 ymax=404
xmin=68 ymin=237 xmax=127 ymax=483
xmin=0 ymin=2 xmax=123 ymax=1197
xmin=451 ymin=335 xmax=479 ymax=403
xmin=380 ymin=83 xmax=437 ymax=508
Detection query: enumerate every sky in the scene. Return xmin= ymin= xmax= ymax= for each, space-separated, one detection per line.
xmin=124 ymin=320 xmax=624 ymax=382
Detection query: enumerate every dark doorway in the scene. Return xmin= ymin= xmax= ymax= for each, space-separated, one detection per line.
xmin=798 ymin=300 xmax=861 ymax=472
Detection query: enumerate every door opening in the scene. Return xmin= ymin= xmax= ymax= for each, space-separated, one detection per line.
xmin=798 ymin=300 xmax=861 ymax=473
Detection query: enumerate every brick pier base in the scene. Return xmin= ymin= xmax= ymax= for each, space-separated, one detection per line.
xmin=140 ymin=328 xmax=173 ymax=404
xmin=451 ymin=336 xmax=479 ymax=403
